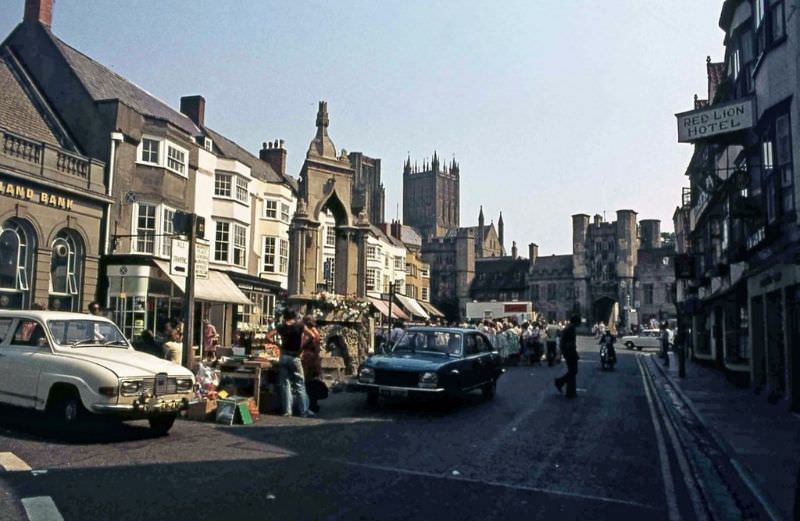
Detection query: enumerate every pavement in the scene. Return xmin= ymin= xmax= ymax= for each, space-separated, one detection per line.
xmin=0 ymin=337 xmax=796 ymax=520
xmin=654 ymin=353 xmax=800 ymax=521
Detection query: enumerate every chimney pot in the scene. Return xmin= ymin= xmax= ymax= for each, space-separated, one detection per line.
xmin=24 ymin=0 xmax=52 ymax=27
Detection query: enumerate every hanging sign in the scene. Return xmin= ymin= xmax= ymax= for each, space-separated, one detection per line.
xmin=195 ymin=242 xmax=210 ymax=280
xmin=676 ymin=98 xmax=755 ymax=143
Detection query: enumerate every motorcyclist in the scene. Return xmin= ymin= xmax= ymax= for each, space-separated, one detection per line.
xmin=598 ymin=330 xmax=616 ymax=364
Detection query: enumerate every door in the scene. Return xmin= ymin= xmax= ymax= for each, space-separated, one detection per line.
xmin=461 ymin=333 xmax=483 ymax=389
xmin=0 ymin=318 xmax=45 ymax=407
xmin=476 ymin=333 xmax=498 ymax=383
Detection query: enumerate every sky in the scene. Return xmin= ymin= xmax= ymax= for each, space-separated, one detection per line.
xmin=0 ymin=1 xmax=725 ymax=255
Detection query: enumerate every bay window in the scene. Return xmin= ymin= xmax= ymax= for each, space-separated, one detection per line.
xmin=134 ymin=203 xmax=156 ymax=253
xmin=215 ymin=221 xmax=230 ymax=262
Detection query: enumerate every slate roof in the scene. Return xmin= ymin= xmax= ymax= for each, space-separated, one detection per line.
xmin=0 ymin=54 xmax=61 ymax=147
xmin=48 ymin=33 xmax=201 ymax=136
xmin=529 ymin=254 xmax=573 ymax=279
xmin=400 ymin=225 xmax=421 ymax=247
xmin=204 ymin=127 xmax=283 ymax=184
xmin=370 ymin=224 xmax=405 ymax=249
xmin=471 ymin=257 xmax=529 ymax=292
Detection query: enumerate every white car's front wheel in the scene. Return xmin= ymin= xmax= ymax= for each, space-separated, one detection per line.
xmin=47 ymin=386 xmax=86 ymax=429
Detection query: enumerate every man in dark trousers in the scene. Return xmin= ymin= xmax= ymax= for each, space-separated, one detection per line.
xmin=554 ymin=314 xmax=581 ymax=398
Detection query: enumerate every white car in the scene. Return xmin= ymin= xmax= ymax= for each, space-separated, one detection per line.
xmin=621 ymin=329 xmax=672 ymax=351
xmin=0 ymin=310 xmax=194 ymax=434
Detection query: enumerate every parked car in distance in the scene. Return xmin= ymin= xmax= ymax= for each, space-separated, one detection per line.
xmin=0 ymin=310 xmax=194 ymax=434
xmin=621 ymin=329 xmax=672 ymax=351
xmin=357 ymin=327 xmax=504 ymax=406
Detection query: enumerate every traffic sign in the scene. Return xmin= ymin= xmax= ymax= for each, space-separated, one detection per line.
xmin=170 ymin=239 xmax=189 ymax=276
xmin=195 ymin=242 xmax=209 ymax=280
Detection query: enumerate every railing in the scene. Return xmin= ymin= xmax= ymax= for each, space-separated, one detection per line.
xmin=56 ymin=150 xmax=89 ymax=179
xmin=2 ymin=130 xmax=42 ymax=165
xmin=1 ymin=127 xmax=104 ymax=191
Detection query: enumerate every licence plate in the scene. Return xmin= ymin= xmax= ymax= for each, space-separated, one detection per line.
xmin=380 ymin=388 xmax=408 ymax=398
xmin=154 ymin=373 xmax=168 ymax=396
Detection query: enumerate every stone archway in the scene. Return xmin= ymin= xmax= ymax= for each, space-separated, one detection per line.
xmin=593 ymin=296 xmax=617 ymax=326
xmin=288 ymin=102 xmax=370 ymax=297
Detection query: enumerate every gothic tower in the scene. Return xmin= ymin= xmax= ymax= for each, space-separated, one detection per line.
xmin=403 ymin=151 xmax=460 ymax=239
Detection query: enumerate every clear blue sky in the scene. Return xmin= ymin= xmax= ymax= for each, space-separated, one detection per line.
xmin=0 ymin=1 xmax=724 ymax=255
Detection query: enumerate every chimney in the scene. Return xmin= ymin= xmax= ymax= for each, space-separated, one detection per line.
xmin=390 ymin=220 xmax=402 ymax=240
xmin=24 ymin=0 xmax=52 ymax=27
xmin=180 ymin=95 xmax=205 ymax=128
xmin=528 ymin=243 xmax=538 ymax=269
xmin=511 ymin=241 xmax=518 ymax=259
xmin=259 ymin=139 xmax=287 ymax=176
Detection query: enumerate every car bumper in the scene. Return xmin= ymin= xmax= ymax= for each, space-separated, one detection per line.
xmin=355 ymin=383 xmax=446 ymax=396
xmin=91 ymin=397 xmax=190 ymax=417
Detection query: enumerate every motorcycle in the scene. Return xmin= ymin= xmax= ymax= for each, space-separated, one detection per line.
xmin=599 ymin=338 xmax=616 ymax=370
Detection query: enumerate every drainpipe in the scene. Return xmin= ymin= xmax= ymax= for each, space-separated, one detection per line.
xmin=104 ymin=132 xmax=124 ymax=310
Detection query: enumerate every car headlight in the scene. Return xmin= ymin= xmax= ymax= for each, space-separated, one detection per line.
xmin=418 ymin=372 xmax=438 ymax=388
xmin=120 ymin=380 xmax=143 ymax=396
xmin=359 ymin=367 xmax=375 ymax=383
xmin=176 ymin=378 xmax=194 ymax=393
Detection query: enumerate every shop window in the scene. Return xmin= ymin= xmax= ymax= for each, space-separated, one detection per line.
xmin=0 ymin=219 xmax=34 ymax=309
xmin=214 ymin=221 xmax=230 ymax=262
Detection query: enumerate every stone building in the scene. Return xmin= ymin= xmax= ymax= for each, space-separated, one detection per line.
xmin=288 ymin=102 xmax=372 ymax=297
xmin=527 ymin=211 xmax=676 ymax=327
xmin=421 ymin=229 xmax=475 ymax=320
xmin=0 ymin=45 xmax=107 ymax=312
xmin=349 ymin=152 xmax=384 ymax=226
xmin=402 ymin=152 xmax=459 ymax=240
xmin=469 ymin=242 xmax=528 ymax=302
xmin=674 ymin=0 xmax=800 ymax=410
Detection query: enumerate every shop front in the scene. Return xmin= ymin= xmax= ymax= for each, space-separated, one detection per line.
xmin=105 ymin=258 xmax=252 ymax=349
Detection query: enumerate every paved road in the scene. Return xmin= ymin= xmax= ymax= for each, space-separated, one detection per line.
xmin=0 ymin=337 xmax=758 ymax=520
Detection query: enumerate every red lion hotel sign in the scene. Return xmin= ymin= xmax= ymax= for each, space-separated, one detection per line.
xmin=676 ymin=98 xmax=755 ymax=143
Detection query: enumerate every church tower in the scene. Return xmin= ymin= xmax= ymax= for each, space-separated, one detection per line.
xmin=403 ymin=151 xmax=460 ymax=239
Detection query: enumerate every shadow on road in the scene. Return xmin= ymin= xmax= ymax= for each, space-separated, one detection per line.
xmin=0 ymin=404 xmax=163 ymax=445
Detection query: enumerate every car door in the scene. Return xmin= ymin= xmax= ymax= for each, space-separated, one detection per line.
xmin=0 ymin=318 xmax=46 ymax=408
xmin=460 ymin=333 xmax=483 ymax=389
xmin=474 ymin=333 xmax=497 ymax=384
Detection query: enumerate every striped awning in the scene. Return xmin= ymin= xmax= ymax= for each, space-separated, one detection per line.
xmin=368 ymin=297 xmax=409 ymax=320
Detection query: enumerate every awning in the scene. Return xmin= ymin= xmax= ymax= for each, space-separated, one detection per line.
xmin=395 ymin=293 xmax=429 ymax=320
xmin=418 ymin=300 xmax=445 ymax=318
xmin=368 ymin=297 xmax=409 ymax=320
xmin=153 ymin=260 xmax=252 ymax=305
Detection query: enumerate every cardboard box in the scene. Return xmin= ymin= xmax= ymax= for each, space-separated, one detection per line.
xmin=186 ymin=399 xmax=217 ymax=421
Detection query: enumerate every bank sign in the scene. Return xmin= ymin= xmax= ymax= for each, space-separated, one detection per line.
xmin=676 ymin=98 xmax=754 ymax=143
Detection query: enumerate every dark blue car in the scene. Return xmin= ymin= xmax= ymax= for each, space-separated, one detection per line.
xmin=357 ymin=327 xmax=504 ymax=405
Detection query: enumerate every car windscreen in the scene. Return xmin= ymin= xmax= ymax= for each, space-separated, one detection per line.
xmin=48 ymin=320 xmax=129 ymax=348
xmin=392 ymin=331 xmax=462 ymax=355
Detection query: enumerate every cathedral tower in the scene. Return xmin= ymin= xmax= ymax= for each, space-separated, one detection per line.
xmin=403 ymin=152 xmax=460 ymax=239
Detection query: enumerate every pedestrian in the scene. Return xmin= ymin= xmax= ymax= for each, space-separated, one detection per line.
xmin=135 ymin=329 xmax=161 ymax=358
xmin=389 ymin=320 xmax=405 ymax=345
xmin=659 ymin=322 xmax=670 ymax=367
xmin=203 ymin=319 xmax=218 ymax=360
xmin=545 ymin=320 xmax=559 ymax=366
xmin=87 ymin=301 xmax=103 ymax=316
xmin=301 ymin=316 xmax=324 ymax=413
xmin=163 ymin=328 xmax=183 ymax=366
xmin=554 ymin=314 xmax=581 ymax=398
xmin=265 ymin=308 xmax=316 ymax=417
